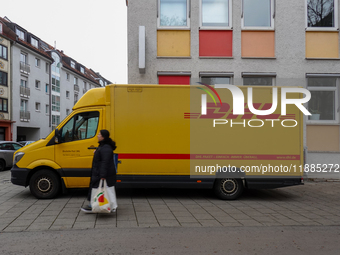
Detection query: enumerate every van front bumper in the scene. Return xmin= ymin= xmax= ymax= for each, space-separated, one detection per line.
xmin=11 ymin=165 xmax=30 ymax=187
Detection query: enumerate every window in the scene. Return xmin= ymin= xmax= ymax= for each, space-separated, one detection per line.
xmin=66 ymin=73 xmax=70 ymax=80
xmin=242 ymin=0 xmax=274 ymax=29
xmin=20 ymin=53 xmax=27 ymax=64
xmin=0 ymin=23 xmax=2 ymax=34
xmin=0 ymin=45 xmax=8 ymax=60
xmin=46 ymin=63 xmax=49 ymax=73
xmin=52 ymin=115 xmax=60 ymax=130
xmin=200 ymin=74 xmax=232 ymax=85
xmin=66 ymin=91 xmax=70 ymax=98
xmin=71 ymin=61 xmax=76 ymax=69
xmin=74 ymin=77 xmax=78 ymax=85
xmin=74 ymin=94 xmax=78 ymax=104
xmin=20 ymin=79 xmax=27 ymax=88
xmin=45 ymin=104 xmax=49 ymax=115
xmin=201 ymin=0 xmax=232 ymax=28
xmin=307 ymin=0 xmax=338 ymax=29
xmin=52 ymin=75 xmax=60 ymax=92
xmin=307 ymin=76 xmax=338 ymax=123
xmin=60 ymin=111 xmax=99 ymax=142
xmin=242 ymin=73 xmax=276 ymax=86
xmin=16 ymin=28 xmax=25 ymax=40
xmin=80 ymin=66 xmax=85 ymax=74
xmin=0 ymin=71 xmax=8 ymax=86
xmin=35 ymin=102 xmax=40 ymax=112
xmin=51 ymin=52 xmax=61 ymax=74
xmin=35 ymin=80 xmax=40 ymax=89
xmin=45 ymin=83 xmax=49 ymax=94
xmin=35 ymin=58 xmax=40 ymax=67
xmin=66 ymin=109 xmax=70 ymax=115
xmin=0 ymin=98 xmax=8 ymax=112
xmin=20 ymin=99 xmax=28 ymax=112
xmin=31 ymin=37 xmax=38 ymax=48
xmin=158 ymin=0 xmax=190 ymax=28
xmin=52 ymin=95 xmax=60 ymax=112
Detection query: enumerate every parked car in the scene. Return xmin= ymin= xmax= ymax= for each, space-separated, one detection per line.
xmin=18 ymin=141 xmax=35 ymax=147
xmin=0 ymin=141 xmax=23 ymax=171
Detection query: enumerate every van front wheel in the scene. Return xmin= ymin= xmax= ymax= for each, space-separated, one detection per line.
xmin=214 ymin=178 xmax=243 ymax=200
xmin=29 ymin=170 xmax=60 ymax=199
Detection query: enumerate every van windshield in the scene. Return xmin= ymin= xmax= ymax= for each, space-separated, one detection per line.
xmin=60 ymin=111 xmax=99 ymax=142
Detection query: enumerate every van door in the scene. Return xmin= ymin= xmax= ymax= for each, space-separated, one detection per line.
xmin=55 ymin=110 xmax=102 ymax=188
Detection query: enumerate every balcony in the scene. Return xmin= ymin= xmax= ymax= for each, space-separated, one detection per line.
xmin=20 ymin=61 xmax=30 ymax=74
xmin=20 ymin=86 xmax=30 ymax=98
xmin=74 ymin=84 xmax=79 ymax=92
xmin=20 ymin=110 xmax=30 ymax=122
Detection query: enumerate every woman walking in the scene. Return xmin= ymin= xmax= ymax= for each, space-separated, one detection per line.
xmin=81 ymin=129 xmax=117 ymax=212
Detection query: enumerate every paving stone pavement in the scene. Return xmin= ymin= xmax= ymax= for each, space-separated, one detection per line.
xmin=1 ymin=170 xmax=340 ymax=232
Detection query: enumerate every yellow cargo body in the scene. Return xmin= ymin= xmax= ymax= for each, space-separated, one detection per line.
xmin=11 ymin=84 xmax=305 ymax=200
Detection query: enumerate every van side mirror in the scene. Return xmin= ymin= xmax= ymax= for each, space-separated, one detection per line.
xmin=55 ymin=128 xmax=61 ymax=144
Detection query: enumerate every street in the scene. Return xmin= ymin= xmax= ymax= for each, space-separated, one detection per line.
xmin=1 ymin=170 xmax=340 ymax=254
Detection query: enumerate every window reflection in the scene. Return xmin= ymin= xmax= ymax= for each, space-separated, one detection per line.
xmin=160 ymin=0 xmax=187 ymax=26
xmin=307 ymin=0 xmax=334 ymax=27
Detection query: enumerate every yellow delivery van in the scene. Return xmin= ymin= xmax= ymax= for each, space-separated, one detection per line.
xmin=11 ymin=84 xmax=305 ymax=199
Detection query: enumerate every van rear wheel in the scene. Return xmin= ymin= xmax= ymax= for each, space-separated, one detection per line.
xmin=29 ymin=170 xmax=60 ymax=199
xmin=214 ymin=178 xmax=243 ymax=200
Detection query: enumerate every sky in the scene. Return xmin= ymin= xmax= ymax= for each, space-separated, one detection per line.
xmin=1 ymin=0 xmax=128 ymax=84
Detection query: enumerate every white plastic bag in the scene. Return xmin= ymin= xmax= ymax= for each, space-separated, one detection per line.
xmin=91 ymin=179 xmax=118 ymax=213
xmin=91 ymin=179 xmax=111 ymax=213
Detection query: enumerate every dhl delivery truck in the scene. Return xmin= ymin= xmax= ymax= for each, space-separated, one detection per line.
xmin=11 ymin=84 xmax=306 ymax=199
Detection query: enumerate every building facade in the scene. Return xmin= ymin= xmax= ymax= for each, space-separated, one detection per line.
xmin=0 ymin=19 xmax=15 ymax=141
xmin=0 ymin=17 xmax=111 ymax=142
xmin=127 ymin=0 xmax=340 ymax=165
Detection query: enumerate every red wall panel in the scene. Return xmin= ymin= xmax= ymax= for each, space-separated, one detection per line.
xmin=199 ymin=30 xmax=233 ymax=57
xmin=158 ymin=75 xmax=190 ymax=85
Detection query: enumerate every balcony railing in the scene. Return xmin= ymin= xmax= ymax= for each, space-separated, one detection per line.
xmin=20 ymin=86 xmax=30 ymax=98
xmin=20 ymin=110 xmax=30 ymax=121
xmin=20 ymin=61 xmax=30 ymax=74
xmin=74 ymin=84 xmax=79 ymax=92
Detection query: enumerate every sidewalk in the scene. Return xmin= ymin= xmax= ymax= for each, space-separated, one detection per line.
xmin=1 ymin=170 xmax=340 ymax=232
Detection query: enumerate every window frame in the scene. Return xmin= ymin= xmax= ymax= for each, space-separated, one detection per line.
xmin=35 ymin=80 xmax=41 ymax=90
xmin=0 ymin=97 xmax=8 ymax=113
xmin=241 ymin=0 xmax=275 ymax=30
xmin=31 ymin=37 xmax=39 ymax=48
xmin=0 ymin=45 xmax=8 ymax=60
xmin=157 ymin=0 xmax=191 ymax=29
xmin=199 ymin=72 xmax=234 ymax=85
xmin=242 ymin=72 xmax=276 ymax=86
xmin=0 ymin=71 xmax=8 ymax=86
xmin=16 ymin=28 xmax=25 ymax=40
xmin=200 ymin=0 xmax=233 ymax=30
xmin=306 ymin=75 xmax=339 ymax=124
xmin=305 ymin=0 xmax=338 ymax=31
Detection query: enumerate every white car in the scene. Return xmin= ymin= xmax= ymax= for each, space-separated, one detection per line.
xmin=0 ymin=141 xmax=23 ymax=171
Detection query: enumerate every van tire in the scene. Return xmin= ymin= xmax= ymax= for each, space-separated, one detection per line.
xmin=29 ymin=170 xmax=60 ymax=199
xmin=0 ymin=159 xmax=5 ymax=171
xmin=214 ymin=178 xmax=243 ymax=200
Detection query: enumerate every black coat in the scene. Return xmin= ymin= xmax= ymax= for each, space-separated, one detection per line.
xmin=90 ymin=142 xmax=116 ymax=188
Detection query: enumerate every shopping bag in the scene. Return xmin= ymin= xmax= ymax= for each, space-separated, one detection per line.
xmin=106 ymin=185 xmax=118 ymax=212
xmin=91 ymin=179 xmax=111 ymax=213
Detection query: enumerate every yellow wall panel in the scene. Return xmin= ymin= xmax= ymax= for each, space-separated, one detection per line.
xmin=157 ymin=30 xmax=190 ymax=57
xmin=307 ymin=125 xmax=339 ymax=152
xmin=306 ymin=31 xmax=339 ymax=58
xmin=241 ymin=31 xmax=275 ymax=58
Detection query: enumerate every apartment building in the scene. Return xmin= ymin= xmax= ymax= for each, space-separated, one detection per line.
xmin=0 ymin=17 xmax=111 ymax=142
xmin=127 ymin=0 xmax=340 ymax=165
xmin=0 ymin=19 xmax=16 ymax=141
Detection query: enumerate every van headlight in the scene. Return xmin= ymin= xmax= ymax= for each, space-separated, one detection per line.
xmin=13 ymin=152 xmax=25 ymax=165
